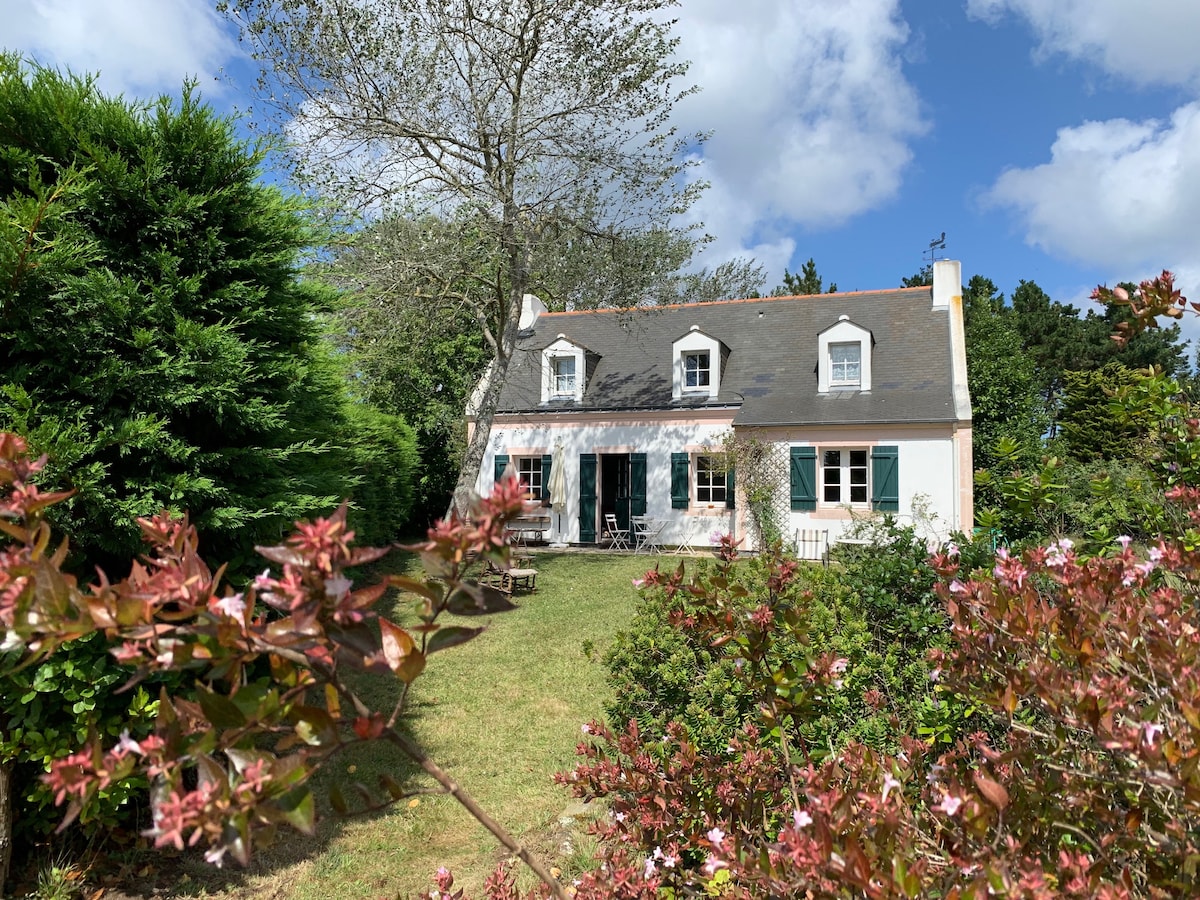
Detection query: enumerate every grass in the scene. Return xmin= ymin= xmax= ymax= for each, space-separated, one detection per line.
xmin=178 ymin=549 xmax=669 ymax=900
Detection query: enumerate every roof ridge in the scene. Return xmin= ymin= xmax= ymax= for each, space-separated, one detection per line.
xmin=538 ymin=285 xmax=930 ymax=317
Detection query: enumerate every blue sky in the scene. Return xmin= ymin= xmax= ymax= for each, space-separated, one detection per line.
xmin=6 ymin=0 xmax=1200 ymax=340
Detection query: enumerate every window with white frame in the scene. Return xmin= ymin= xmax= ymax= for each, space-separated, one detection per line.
xmin=822 ymin=449 xmax=868 ymax=504
xmin=695 ymin=454 xmax=728 ymax=505
xmin=829 ymin=343 xmax=861 ymax=387
xmin=551 ymin=355 xmax=576 ymax=396
xmin=517 ymin=457 xmax=543 ymax=500
xmin=684 ymin=351 xmax=711 ymax=389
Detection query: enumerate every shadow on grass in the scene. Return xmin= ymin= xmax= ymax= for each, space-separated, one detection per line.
xmin=84 ymin=548 xmax=660 ymax=899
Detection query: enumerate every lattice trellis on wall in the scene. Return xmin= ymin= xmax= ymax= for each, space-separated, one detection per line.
xmin=726 ymin=433 xmax=790 ymax=550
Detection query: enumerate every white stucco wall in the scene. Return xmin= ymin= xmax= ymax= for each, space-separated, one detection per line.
xmin=477 ymin=415 xmax=968 ymax=551
xmin=755 ymin=424 xmax=969 ymax=547
xmin=478 ymin=411 xmax=739 ymax=548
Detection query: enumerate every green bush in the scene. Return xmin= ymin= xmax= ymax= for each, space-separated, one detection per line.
xmin=604 ymin=531 xmax=963 ymax=758
xmin=0 ymin=634 xmax=165 ymax=843
xmin=0 ymin=59 xmax=420 ymax=854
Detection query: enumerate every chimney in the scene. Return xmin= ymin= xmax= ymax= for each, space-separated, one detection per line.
xmin=932 ymin=260 xmax=961 ymax=310
xmin=519 ymin=293 xmax=547 ymax=329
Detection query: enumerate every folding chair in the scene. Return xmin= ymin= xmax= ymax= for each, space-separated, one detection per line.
xmin=603 ymin=513 xmax=631 ymax=551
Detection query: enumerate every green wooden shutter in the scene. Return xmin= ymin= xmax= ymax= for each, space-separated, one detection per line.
xmin=725 ymin=465 xmax=736 ymax=509
xmin=540 ymin=454 xmax=552 ymax=501
xmin=630 ymin=453 xmax=647 ymax=517
xmin=579 ymin=453 xmax=597 ymax=543
xmin=790 ymin=447 xmax=816 ymax=511
xmin=871 ymin=445 xmax=900 ymax=512
xmin=494 ymin=454 xmax=509 ymax=484
xmin=670 ymin=452 xmax=690 ymax=509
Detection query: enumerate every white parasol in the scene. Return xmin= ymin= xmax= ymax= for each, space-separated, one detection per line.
xmin=547 ymin=441 xmax=568 ymax=547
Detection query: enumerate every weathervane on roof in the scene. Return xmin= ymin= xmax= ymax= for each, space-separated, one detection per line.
xmin=923 ymin=232 xmax=947 ymax=264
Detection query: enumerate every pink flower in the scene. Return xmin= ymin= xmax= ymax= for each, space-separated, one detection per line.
xmin=211 ymin=593 xmax=246 ymax=620
xmin=881 ymin=773 xmax=901 ymax=803
xmin=792 ymin=808 xmax=813 ymax=828
xmin=706 ymin=826 xmax=726 ymax=845
xmin=936 ymin=792 xmax=963 ymax=816
xmin=1142 ymin=722 xmax=1164 ymax=746
xmin=702 ymin=854 xmax=728 ymax=875
xmin=1117 ymin=535 xmax=1132 ymax=550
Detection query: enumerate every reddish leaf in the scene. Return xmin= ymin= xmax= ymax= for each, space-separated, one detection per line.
xmin=973 ymin=772 xmax=1010 ymax=811
xmin=380 ymin=618 xmax=426 ymax=683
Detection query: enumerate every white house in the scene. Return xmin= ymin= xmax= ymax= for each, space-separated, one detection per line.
xmin=468 ymin=260 xmax=973 ymax=551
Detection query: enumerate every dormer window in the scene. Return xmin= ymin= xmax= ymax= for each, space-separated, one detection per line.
xmin=818 ymin=316 xmax=872 ymax=393
xmin=830 ymin=343 xmax=861 ymax=387
xmin=672 ymin=326 xmax=724 ymax=400
xmin=541 ymin=335 xmax=588 ymax=402
xmin=552 ymin=356 xmax=576 ymax=395
xmin=684 ymin=352 xmax=710 ymax=389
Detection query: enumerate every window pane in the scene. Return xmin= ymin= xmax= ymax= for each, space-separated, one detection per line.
xmin=517 ymin=457 xmax=542 ymax=499
xmin=695 ymin=454 xmax=726 ymax=503
xmin=850 ymin=450 xmax=867 ymax=467
xmin=553 ymin=356 xmax=576 ymax=393
xmin=685 ymin=352 xmax=710 ymax=388
xmin=831 ymin=343 xmax=861 ymax=385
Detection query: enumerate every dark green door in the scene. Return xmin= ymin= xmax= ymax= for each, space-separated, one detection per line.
xmin=579 ymin=453 xmax=598 ymax=543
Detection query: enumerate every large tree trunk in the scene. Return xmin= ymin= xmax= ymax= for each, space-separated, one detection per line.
xmin=0 ymin=760 xmax=12 ymax=896
xmin=450 ymin=349 xmax=514 ymax=520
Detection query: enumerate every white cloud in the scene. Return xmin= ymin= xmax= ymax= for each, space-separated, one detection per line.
xmin=670 ymin=0 xmax=927 ymax=274
xmin=984 ymin=103 xmax=1200 ymax=274
xmin=966 ymin=0 xmax=1200 ymax=88
xmin=3 ymin=0 xmax=238 ymax=99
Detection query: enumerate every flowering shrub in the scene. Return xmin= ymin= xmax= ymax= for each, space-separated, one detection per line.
xmin=552 ymin=520 xmax=1200 ymax=897
xmin=0 ymin=432 xmax=567 ymax=895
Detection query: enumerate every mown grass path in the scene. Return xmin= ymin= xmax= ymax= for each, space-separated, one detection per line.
xmin=198 ymin=551 xmax=665 ymax=900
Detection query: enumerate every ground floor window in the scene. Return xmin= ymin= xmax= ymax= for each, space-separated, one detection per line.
xmin=695 ymin=454 xmax=728 ymax=505
xmin=822 ymin=448 xmax=868 ymax=504
xmin=517 ymin=456 xmax=543 ymax=500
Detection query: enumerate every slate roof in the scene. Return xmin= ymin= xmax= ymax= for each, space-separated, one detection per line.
xmin=494 ymin=286 xmax=965 ymax=426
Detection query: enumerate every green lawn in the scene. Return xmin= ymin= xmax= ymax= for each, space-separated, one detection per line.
xmin=193 ymin=550 xmax=666 ymax=899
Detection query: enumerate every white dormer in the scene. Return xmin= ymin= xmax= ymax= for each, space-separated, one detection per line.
xmin=672 ymin=325 xmax=722 ymax=401
xmin=818 ymin=315 xmax=873 ymax=393
xmin=541 ymin=334 xmax=586 ymax=402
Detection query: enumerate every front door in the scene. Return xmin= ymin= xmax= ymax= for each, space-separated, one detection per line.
xmin=601 ymin=454 xmax=631 ymax=532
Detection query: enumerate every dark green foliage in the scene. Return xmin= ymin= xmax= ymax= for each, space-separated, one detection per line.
xmin=1058 ymin=363 xmax=1148 ymax=460
xmin=0 ymin=59 xmax=418 ymax=852
xmin=604 ymin=527 xmax=966 ymax=759
xmin=1010 ymin=278 xmax=1188 ymax=437
xmin=962 ymin=277 xmax=1044 ymax=474
xmin=0 ymin=58 xmax=415 ymax=569
xmin=828 ymin=520 xmax=943 ymax=645
xmin=343 ymin=403 xmax=420 ymax=545
xmin=335 ymin=291 xmax=488 ymax=529
xmin=770 ymin=257 xmax=836 ymax=295
xmin=900 ymin=265 xmax=932 ymax=287
xmin=0 ymin=634 xmax=162 ymax=843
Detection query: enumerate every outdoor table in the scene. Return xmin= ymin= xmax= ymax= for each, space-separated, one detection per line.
xmin=631 ymin=516 xmax=666 ymax=554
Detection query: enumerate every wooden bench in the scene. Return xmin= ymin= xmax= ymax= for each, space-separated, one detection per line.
xmin=480 ymin=559 xmax=538 ymax=595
